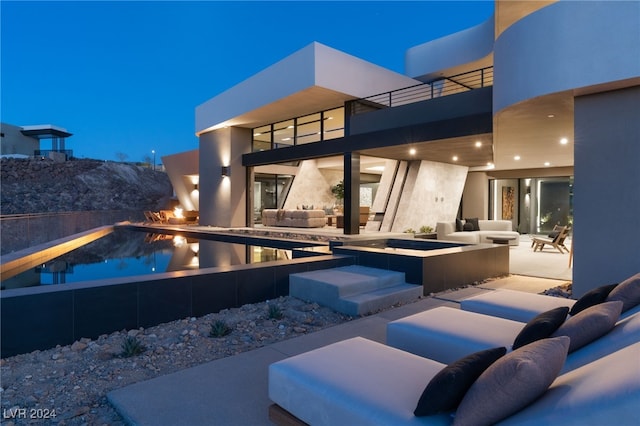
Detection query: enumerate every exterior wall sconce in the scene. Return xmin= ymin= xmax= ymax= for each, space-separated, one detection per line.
xmin=221 ymin=166 xmax=230 ymax=177
xmin=194 ymin=183 xmax=198 ymax=190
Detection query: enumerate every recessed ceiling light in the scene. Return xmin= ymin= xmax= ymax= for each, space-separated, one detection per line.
xmin=547 ymin=114 xmax=555 ymax=118
xmin=452 ymin=155 xmax=458 ymax=161
xmin=514 ymin=155 xmax=521 ymax=161
xmin=475 ymin=141 xmax=482 ymax=148
xmin=544 ymin=162 xmax=551 ymax=166
xmin=487 ymin=162 xmax=494 ymax=168
xmin=409 ymin=148 xmax=416 ymax=155
xmin=560 ymin=137 xmax=568 ymax=145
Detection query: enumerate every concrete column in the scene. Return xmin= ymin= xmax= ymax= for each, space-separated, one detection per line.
xmin=344 ymin=152 xmax=360 ymax=234
xmin=198 ymin=127 xmax=251 ymax=227
xmin=573 ymin=86 xmax=640 ymax=296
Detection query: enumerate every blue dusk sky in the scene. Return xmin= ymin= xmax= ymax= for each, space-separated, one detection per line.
xmin=1 ymin=1 xmax=494 ymax=164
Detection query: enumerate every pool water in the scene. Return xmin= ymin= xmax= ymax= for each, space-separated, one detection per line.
xmin=1 ymin=229 xmax=293 ymax=289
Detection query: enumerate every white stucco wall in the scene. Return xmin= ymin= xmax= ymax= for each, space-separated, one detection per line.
xmin=494 ymin=1 xmax=640 ymax=114
xmin=162 ymin=149 xmax=199 ymax=211
xmin=405 ymin=16 xmax=494 ymax=80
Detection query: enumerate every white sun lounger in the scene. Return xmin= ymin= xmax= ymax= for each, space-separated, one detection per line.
xmin=386 ymin=305 xmax=640 ymax=374
xmin=461 ymin=289 xmax=576 ymax=322
xmin=268 ymin=337 xmax=640 ymax=426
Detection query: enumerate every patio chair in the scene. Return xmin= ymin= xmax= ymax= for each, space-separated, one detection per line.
xmin=144 ymin=211 xmax=162 ymax=224
xmin=531 ymin=225 xmax=570 ymax=254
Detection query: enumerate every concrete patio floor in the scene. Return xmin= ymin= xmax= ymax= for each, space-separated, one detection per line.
xmin=108 ymin=272 xmax=565 ymax=425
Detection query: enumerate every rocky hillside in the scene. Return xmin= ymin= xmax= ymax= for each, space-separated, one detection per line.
xmin=0 ymin=158 xmax=173 ymax=214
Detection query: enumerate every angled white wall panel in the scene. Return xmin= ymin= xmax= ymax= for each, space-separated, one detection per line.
xmin=494 ymin=1 xmax=640 ymax=114
xmin=405 ymin=16 xmax=494 ymax=80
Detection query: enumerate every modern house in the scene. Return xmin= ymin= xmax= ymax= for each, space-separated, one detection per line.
xmin=0 ymin=123 xmax=73 ymax=160
xmin=163 ymin=0 xmax=640 ymax=296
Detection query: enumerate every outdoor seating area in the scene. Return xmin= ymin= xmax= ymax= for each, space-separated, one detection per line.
xmin=268 ymin=273 xmax=640 ymax=425
xmin=261 ymin=209 xmax=327 ymax=228
xmin=144 ymin=209 xmax=199 ymax=225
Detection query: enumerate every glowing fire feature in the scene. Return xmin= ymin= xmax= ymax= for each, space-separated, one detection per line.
xmin=174 ymin=207 xmax=184 ymax=219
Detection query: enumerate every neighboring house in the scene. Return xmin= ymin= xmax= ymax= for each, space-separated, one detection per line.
xmin=163 ymin=0 xmax=640 ymax=295
xmin=0 ymin=123 xmax=73 ymax=160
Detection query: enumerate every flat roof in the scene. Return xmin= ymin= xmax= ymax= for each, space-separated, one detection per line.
xmin=21 ymin=125 xmax=72 ymax=139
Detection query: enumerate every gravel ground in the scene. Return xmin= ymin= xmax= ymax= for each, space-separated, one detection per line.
xmin=0 ymin=297 xmax=352 ymax=425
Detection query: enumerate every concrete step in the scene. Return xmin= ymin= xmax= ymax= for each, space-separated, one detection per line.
xmin=290 ymin=265 xmax=404 ymax=298
xmin=338 ymin=283 xmax=423 ymax=316
xmin=289 ymin=265 xmax=421 ymax=317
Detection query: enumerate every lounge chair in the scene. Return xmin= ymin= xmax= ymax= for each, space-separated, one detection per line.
xmin=268 ymin=336 xmax=639 ymax=426
xmin=386 ymin=304 xmax=640 ymax=374
xmin=531 ymin=225 xmax=570 ymax=254
xmin=144 ymin=211 xmax=162 ymax=224
xmin=461 ymin=272 xmax=640 ymax=322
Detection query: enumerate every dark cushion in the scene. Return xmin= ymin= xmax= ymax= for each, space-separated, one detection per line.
xmin=569 ymin=283 xmax=618 ymax=316
xmin=606 ymin=272 xmax=640 ymax=312
xmin=456 ymin=218 xmax=465 ymax=232
xmin=512 ymin=306 xmax=569 ymax=350
xmin=547 ymin=230 xmax=560 ymax=239
xmin=463 ymin=222 xmax=474 ymax=232
xmin=464 ymin=218 xmax=479 ymax=231
xmin=414 ymin=347 xmax=507 ymax=416
xmin=454 ymin=336 xmax=570 ymax=426
xmin=553 ymin=301 xmax=623 ymax=352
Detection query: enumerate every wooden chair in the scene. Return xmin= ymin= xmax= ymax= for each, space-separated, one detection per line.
xmin=531 ymin=225 xmax=570 ymax=254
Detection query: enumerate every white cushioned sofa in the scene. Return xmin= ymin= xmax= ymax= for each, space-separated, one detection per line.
xmin=261 ymin=209 xmax=326 ymax=228
xmin=436 ymin=220 xmax=519 ymax=246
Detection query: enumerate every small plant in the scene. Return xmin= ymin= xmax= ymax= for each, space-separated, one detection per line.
xmin=209 ymin=320 xmax=232 ymax=338
xmin=268 ymin=304 xmax=284 ymax=320
xmin=419 ymin=225 xmax=434 ymax=233
xmin=120 ymin=336 xmax=146 ymax=358
xmin=404 ymin=228 xmax=415 ymax=234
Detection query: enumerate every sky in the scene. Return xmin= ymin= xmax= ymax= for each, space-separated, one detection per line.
xmin=1 ymin=1 xmax=494 ymax=164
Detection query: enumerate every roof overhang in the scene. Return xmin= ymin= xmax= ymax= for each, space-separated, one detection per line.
xmin=20 ymin=125 xmax=72 ymax=139
xmin=195 ymin=42 xmax=420 ymax=135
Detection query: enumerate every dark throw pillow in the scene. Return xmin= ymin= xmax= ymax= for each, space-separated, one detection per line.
xmin=547 ymin=230 xmax=560 ymax=239
xmin=512 ymin=306 xmax=569 ymax=350
xmin=456 ymin=218 xmax=465 ymax=232
xmin=463 ymin=222 xmax=475 ymax=232
xmin=464 ymin=218 xmax=479 ymax=231
xmin=414 ymin=347 xmax=507 ymax=416
xmin=569 ymin=283 xmax=618 ymax=316
xmin=454 ymin=337 xmax=570 ymax=426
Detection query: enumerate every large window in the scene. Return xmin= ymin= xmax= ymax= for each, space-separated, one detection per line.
xmin=490 ymin=177 xmax=573 ymax=235
xmin=253 ymin=173 xmax=293 ymax=223
xmin=251 ymin=107 xmax=344 ymax=152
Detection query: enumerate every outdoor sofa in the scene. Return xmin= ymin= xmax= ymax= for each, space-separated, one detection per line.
xmin=261 ymin=209 xmax=326 ymax=228
xmin=436 ymin=219 xmax=519 ymax=246
xmin=268 ymin=275 xmax=640 ymax=425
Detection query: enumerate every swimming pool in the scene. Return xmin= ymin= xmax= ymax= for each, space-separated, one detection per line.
xmin=0 ymin=228 xmax=296 ymax=289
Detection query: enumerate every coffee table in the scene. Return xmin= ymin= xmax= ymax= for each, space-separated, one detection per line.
xmin=486 ymin=235 xmax=516 ymax=245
